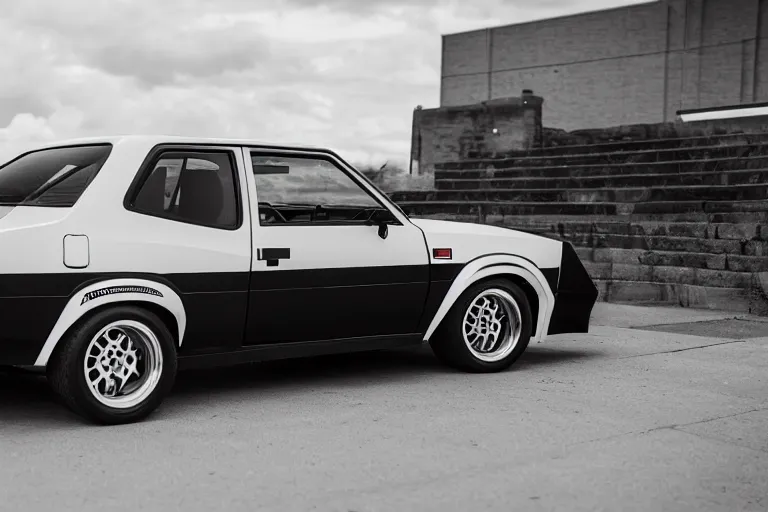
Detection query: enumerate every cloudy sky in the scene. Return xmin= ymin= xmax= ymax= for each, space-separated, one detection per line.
xmin=0 ymin=0 xmax=646 ymax=168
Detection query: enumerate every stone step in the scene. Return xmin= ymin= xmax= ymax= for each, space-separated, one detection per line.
xmin=502 ymin=131 xmax=768 ymax=159
xmin=394 ymin=199 xmax=768 ymax=218
xmin=472 ymin=211 xmax=768 ymax=224
xmin=394 ymin=184 xmax=768 ymax=204
xmin=499 ymin=219 xmax=767 ymax=240
xmin=628 ymin=200 xmax=768 ymax=216
xmin=592 ymin=280 xmax=766 ymax=315
xmin=563 ymin=232 xmax=768 ymax=256
xmin=435 ymin=168 xmax=768 ymax=190
xmin=434 ymin=155 xmax=768 ymax=179
xmin=574 ymin=247 xmax=768 ymax=273
xmin=437 ymin=141 xmax=768 ymax=170
xmin=395 ymin=201 xmax=619 ymax=216
xmin=493 ymin=219 xmax=706 ymax=237
xmin=582 ymin=261 xmax=760 ymax=288
xmin=704 ymin=200 xmax=768 ymax=214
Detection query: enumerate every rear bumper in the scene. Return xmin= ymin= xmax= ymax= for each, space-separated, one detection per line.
xmin=547 ymin=242 xmax=598 ymax=335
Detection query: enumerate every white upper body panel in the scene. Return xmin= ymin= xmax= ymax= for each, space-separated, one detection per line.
xmin=1 ymin=135 xmax=563 ymax=276
xmin=0 ymin=137 xmax=254 ymax=275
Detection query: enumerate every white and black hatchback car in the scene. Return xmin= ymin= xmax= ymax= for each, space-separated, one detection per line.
xmin=0 ymin=136 xmax=598 ymax=424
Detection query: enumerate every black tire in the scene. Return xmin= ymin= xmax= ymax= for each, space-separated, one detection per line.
xmin=429 ymin=278 xmax=533 ymax=373
xmin=47 ymin=305 xmax=177 ymax=425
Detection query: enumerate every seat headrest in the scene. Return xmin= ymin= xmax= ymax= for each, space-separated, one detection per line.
xmin=134 ymin=166 xmax=168 ymax=212
xmin=176 ymin=170 xmax=224 ymax=225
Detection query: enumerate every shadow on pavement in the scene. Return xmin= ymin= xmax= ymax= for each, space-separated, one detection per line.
xmin=0 ymin=370 xmax=75 ymax=427
xmin=172 ymin=346 xmax=445 ymax=396
xmin=0 ymin=344 xmax=601 ymax=427
xmin=170 ymin=344 xmax=600 ymax=397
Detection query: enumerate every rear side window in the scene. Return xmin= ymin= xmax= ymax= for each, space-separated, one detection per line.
xmin=0 ymin=144 xmax=112 ymax=207
xmin=127 ymin=150 xmax=240 ymax=229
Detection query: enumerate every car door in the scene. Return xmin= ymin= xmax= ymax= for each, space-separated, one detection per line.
xmin=121 ymin=144 xmax=252 ymax=355
xmin=241 ymin=147 xmax=431 ymax=346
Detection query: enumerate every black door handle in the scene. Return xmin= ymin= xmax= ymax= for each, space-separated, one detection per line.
xmin=258 ymin=248 xmax=291 ymax=267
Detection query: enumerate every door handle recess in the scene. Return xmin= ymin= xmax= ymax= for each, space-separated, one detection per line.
xmin=258 ymin=248 xmax=291 ymax=267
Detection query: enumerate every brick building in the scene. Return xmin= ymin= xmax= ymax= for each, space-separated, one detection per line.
xmin=440 ymin=0 xmax=768 ymax=131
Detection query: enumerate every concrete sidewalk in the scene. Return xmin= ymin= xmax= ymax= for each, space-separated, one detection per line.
xmin=1 ymin=302 xmax=767 ymax=511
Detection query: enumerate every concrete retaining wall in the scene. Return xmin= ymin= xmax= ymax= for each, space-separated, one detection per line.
xmin=410 ymin=92 xmax=542 ymax=176
xmin=440 ymin=0 xmax=768 ymax=131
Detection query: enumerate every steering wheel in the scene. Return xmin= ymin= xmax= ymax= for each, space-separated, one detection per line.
xmin=258 ymin=202 xmax=288 ymax=224
xmin=352 ymin=208 xmax=376 ymax=222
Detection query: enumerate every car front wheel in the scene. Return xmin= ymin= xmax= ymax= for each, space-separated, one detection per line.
xmin=430 ymin=278 xmax=533 ymax=373
xmin=47 ymin=305 xmax=177 ymax=425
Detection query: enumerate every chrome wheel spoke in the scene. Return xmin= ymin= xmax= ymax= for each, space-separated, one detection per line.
xmin=461 ymin=288 xmax=523 ymax=362
xmin=82 ymin=320 xmax=164 ymax=410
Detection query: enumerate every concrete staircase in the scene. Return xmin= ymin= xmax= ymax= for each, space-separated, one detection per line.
xmin=390 ymin=131 xmax=768 ymax=315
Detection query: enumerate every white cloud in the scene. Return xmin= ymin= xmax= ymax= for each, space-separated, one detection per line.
xmin=0 ymin=114 xmax=56 ymax=163
xmin=223 ymin=7 xmax=413 ymax=43
xmin=0 ymin=0 xmax=649 ymax=168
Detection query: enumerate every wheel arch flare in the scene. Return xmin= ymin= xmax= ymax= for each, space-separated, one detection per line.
xmin=34 ymin=278 xmax=187 ymax=368
xmin=424 ymin=254 xmax=557 ymax=345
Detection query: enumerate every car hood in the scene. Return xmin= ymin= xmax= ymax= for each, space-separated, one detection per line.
xmin=409 ymin=217 xmax=559 ymax=241
xmin=0 ymin=206 xmax=12 ymax=221
xmin=408 ymin=217 xmax=564 ymax=269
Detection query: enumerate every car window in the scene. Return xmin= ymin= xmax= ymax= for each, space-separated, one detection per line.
xmin=250 ymin=153 xmax=385 ymax=225
xmin=0 ymin=144 xmax=112 ymax=207
xmin=130 ymin=150 xmax=239 ymax=229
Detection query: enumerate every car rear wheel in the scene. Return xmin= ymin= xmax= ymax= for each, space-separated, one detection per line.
xmin=430 ymin=278 xmax=533 ymax=373
xmin=47 ymin=305 xmax=177 ymax=425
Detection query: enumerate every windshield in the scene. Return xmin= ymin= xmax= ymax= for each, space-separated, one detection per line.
xmin=0 ymin=144 xmax=112 ymax=207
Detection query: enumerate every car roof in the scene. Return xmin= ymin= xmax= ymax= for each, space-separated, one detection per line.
xmin=32 ymin=134 xmax=328 ymax=152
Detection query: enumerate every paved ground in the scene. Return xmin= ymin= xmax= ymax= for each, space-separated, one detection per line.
xmin=1 ymin=303 xmax=767 ymax=511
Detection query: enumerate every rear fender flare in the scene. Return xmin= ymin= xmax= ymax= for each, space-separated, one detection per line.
xmin=33 ymin=278 xmax=187 ymax=367
xmin=424 ymin=255 xmax=556 ymax=344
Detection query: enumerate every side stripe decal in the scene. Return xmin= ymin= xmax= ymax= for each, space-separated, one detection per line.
xmin=81 ymin=285 xmax=163 ymax=305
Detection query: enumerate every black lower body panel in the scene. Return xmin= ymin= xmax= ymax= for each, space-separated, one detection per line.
xmin=0 ymin=296 xmax=68 ymax=366
xmin=547 ymin=242 xmax=598 ymax=335
xmin=178 ymin=334 xmax=423 ymax=370
xmin=0 ymin=271 xmax=250 ymax=365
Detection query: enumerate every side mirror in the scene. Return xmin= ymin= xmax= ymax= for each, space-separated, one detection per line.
xmin=367 ymin=208 xmax=394 ymax=240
